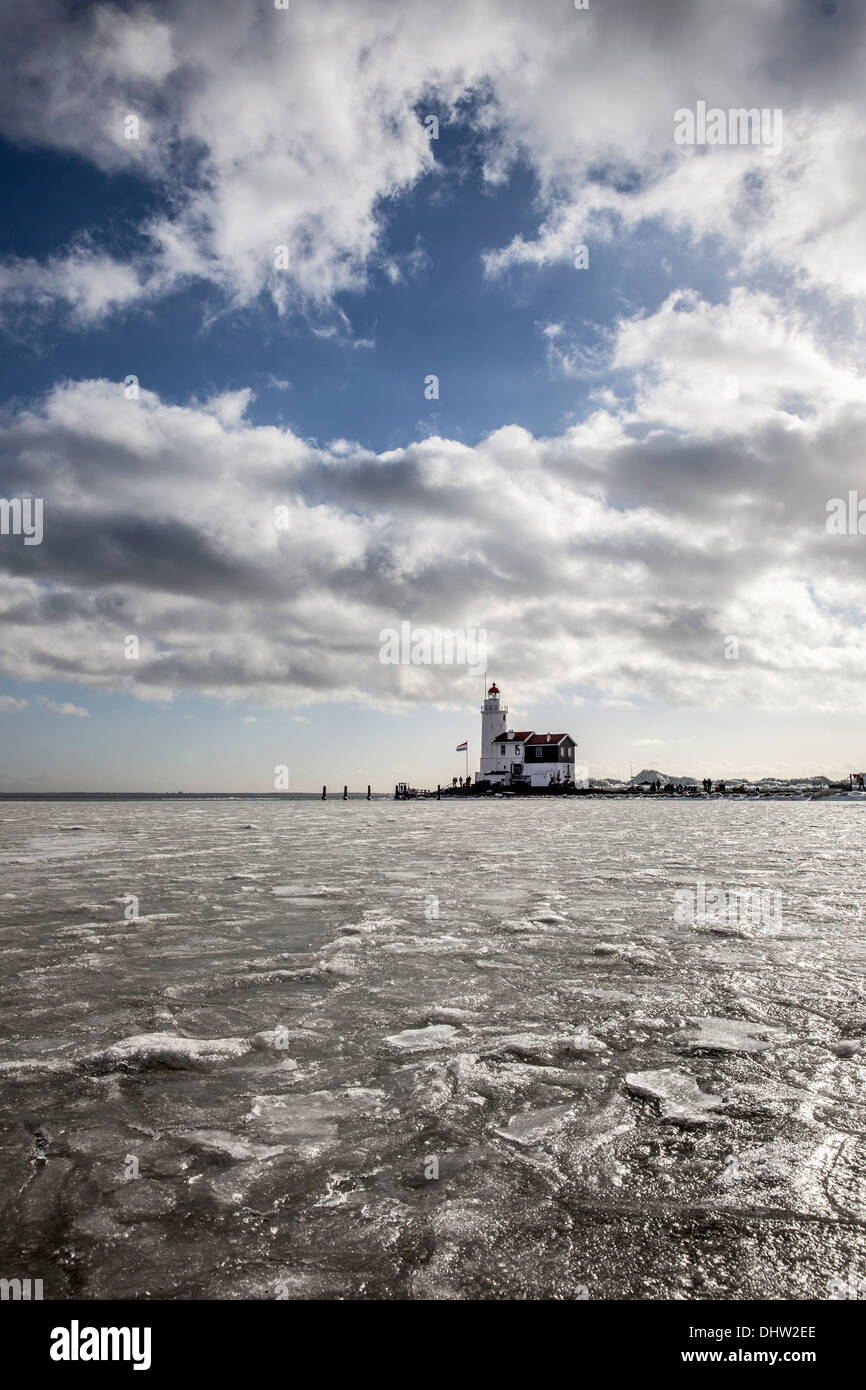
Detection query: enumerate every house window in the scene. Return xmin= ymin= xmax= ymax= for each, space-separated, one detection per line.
xmin=535 ymin=748 xmax=542 ymax=758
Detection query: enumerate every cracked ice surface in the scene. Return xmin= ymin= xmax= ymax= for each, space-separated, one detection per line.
xmin=0 ymin=798 xmax=864 ymax=1300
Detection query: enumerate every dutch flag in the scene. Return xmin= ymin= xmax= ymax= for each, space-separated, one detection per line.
xmin=456 ymin=741 xmax=468 ymax=752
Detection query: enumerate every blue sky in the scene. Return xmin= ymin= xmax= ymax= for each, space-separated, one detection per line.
xmin=1 ymin=129 xmax=737 ymax=450
xmin=1 ymin=0 xmax=865 ymax=789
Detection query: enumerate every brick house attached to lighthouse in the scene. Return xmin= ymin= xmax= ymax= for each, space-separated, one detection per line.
xmin=476 ymin=682 xmax=578 ymax=789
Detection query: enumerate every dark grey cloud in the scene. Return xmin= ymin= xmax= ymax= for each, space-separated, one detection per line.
xmin=1 ymin=352 xmax=864 ymax=714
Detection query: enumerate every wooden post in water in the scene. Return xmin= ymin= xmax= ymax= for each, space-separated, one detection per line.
xmin=367 ymin=785 xmax=371 ymax=800
xmin=322 ymin=785 xmax=327 ymax=800
xmin=437 ymin=784 xmax=441 ymax=799
xmin=343 ymin=785 xmax=348 ymax=800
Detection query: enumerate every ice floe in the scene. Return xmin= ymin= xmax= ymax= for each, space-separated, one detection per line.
xmin=481 ymin=1030 xmax=606 ymax=1062
xmin=384 ymin=1024 xmax=460 ymax=1051
xmin=625 ymin=1068 xmax=725 ymax=1125
xmin=84 ymin=1033 xmax=252 ymax=1070
xmin=677 ymin=1017 xmax=791 ymax=1053
xmin=245 ymin=1088 xmax=385 ymax=1153
xmin=491 ymin=1103 xmax=573 ymax=1145
xmin=183 ymin=1130 xmax=287 ymax=1160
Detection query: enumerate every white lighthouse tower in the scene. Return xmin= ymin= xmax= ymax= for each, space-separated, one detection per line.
xmin=478 ymin=682 xmax=508 ymax=781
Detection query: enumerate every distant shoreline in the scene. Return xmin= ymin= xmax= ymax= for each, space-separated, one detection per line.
xmin=0 ymin=789 xmax=862 ymax=802
xmin=0 ymin=792 xmax=392 ymax=801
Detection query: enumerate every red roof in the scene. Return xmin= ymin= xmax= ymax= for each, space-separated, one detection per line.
xmin=493 ymin=730 xmax=533 ymax=742
xmin=525 ymin=733 xmax=571 ymax=745
xmin=487 ymin=682 xmax=499 ymax=695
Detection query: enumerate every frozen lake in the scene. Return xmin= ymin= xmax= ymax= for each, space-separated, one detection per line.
xmin=0 ymin=799 xmax=864 ymax=1300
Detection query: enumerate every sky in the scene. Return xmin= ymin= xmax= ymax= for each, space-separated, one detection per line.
xmin=0 ymin=0 xmax=865 ymax=791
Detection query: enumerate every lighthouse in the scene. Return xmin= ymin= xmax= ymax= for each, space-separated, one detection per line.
xmin=478 ymin=682 xmax=508 ymax=780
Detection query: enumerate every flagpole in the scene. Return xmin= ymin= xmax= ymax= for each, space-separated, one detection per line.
xmin=465 ymin=743 xmax=469 ymax=781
